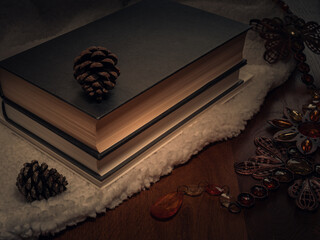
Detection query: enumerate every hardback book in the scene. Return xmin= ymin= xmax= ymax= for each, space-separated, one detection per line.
xmin=0 ymin=71 xmax=252 ymax=187
xmin=0 ymin=0 xmax=250 ymax=186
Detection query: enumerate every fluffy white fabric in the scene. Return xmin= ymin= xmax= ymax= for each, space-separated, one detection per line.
xmin=0 ymin=0 xmax=295 ymax=239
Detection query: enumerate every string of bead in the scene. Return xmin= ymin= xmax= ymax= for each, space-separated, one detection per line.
xmin=150 ymin=183 xmax=242 ymax=220
xmin=273 ymin=0 xmax=318 ymax=90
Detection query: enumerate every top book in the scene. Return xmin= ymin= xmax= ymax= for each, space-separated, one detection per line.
xmin=0 ymin=0 xmax=250 ymax=154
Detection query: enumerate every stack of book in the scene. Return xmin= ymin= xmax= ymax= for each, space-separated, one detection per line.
xmin=0 ymin=0 xmax=250 ymax=187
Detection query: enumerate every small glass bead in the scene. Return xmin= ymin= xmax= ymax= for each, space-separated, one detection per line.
xmin=250 ymin=185 xmax=268 ymax=199
xmin=272 ymin=168 xmax=294 ymax=183
xmin=206 ymin=184 xmax=223 ymax=196
xmin=301 ymin=139 xmax=312 ymax=153
xmin=310 ymin=109 xmax=320 ymax=122
xmin=262 ymin=177 xmax=280 ymax=190
xmin=294 ymin=52 xmax=306 ymax=62
xmin=298 ymin=62 xmax=310 ymax=73
xmin=301 ymin=74 xmax=314 ymax=85
xmin=237 ymin=193 xmax=255 ymax=208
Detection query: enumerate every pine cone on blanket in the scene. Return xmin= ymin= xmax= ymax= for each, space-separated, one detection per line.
xmin=16 ymin=160 xmax=68 ymax=202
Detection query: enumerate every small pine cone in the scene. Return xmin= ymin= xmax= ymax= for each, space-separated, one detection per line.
xmin=73 ymin=46 xmax=120 ymax=102
xmin=16 ymin=160 xmax=68 ymax=202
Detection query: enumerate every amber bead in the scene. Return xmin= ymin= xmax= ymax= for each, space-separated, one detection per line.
xmin=237 ymin=193 xmax=255 ymax=208
xmin=298 ymin=62 xmax=310 ymax=73
xmin=206 ymin=184 xmax=223 ymax=196
xmin=301 ymin=74 xmax=314 ymax=85
xmin=276 ymin=131 xmax=298 ymax=141
xmin=286 ymin=108 xmax=303 ymax=122
xmin=250 ymin=185 xmax=268 ymax=199
xmin=294 ymin=52 xmax=306 ymax=62
xmin=291 ymin=40 xmax=305 ymax=52
xmin=301 ymin=139 xmax=312 ymax=153
xmin=268 ymin=119 xmax=292 ymax=128
xmin=310 ymin=109 xmax=320 ymax=122
xmin=262 ymin=177 xmax=280 ymax=190
xmin=150 ymin=192 xmax=184 ymax=220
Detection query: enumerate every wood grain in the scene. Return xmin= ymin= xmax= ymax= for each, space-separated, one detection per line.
xmin=41 ymin=143 xmax=247 ymax=240
xmin=40 ymin=0 xmax=320 ymax=239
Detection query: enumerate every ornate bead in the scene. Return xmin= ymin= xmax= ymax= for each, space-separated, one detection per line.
xmin=286 ymin=158 xmax=313 ymax=176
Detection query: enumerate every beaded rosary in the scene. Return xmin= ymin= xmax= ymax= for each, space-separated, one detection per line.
xmin=150 ymin=0 xmax=320 ymax=220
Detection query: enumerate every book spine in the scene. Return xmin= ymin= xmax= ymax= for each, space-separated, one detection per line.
xmin=2 ymin=100 xmax=106 ymax=181
xmin=2 ymin=98 xmax=102 ymax=159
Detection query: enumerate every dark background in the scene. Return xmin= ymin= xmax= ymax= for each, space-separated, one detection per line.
xmin=0 ymin=0 xmax=283 ymax=61
xmin=0 ymin=0 xmax=134 ymax=60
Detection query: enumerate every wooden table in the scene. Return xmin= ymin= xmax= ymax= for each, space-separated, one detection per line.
xmin=40 ymin=1 xmax=320 ymax=239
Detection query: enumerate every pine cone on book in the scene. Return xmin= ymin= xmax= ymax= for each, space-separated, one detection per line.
xmin=16 ymin=160 xmax=68 ymax=202
xmin=73 ymin=46 xmax=120 ymax=102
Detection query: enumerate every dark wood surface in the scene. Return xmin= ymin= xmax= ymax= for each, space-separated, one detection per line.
xmin=40 ymin=1 xmax=320 ymax=239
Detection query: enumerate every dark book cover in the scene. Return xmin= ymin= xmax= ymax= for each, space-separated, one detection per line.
xmin=0 ymin=0 xmax=250 ymax=119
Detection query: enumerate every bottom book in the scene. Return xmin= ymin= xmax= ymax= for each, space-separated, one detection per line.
xmin=0 ymin=71 xmax=252 ymax=188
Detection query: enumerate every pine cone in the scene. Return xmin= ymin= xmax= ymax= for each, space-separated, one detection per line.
xmin=73 ymin=46 xmax=120 ymax=102
xmin=16 ymin=160 xmax=68 ymax=202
